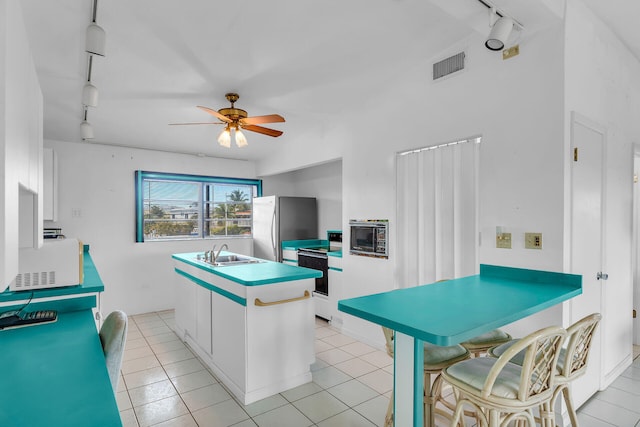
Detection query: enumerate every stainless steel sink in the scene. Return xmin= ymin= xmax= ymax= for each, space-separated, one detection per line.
xmin=197 ymin=253 xmax=263 ymax=267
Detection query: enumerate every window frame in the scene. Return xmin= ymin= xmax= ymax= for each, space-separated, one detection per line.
xmin=135 ymin=170 xmax=262 ymax=242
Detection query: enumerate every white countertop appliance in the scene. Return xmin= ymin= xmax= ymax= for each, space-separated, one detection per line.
xmin=10 ymin=238 xmax=83 ymax=291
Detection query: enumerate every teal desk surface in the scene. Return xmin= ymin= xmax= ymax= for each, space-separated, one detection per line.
xmin=0 ymin=309 xmax=121 ymax=427
xmin=338 ymin=264 xmax=582 ymax=346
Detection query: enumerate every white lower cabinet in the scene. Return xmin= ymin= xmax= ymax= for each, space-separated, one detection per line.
xmin=328 ymin=256 xmax=343 ymax=323
xmin=175 ymin=274 xmax=197 ymax=341
xmin=211 ymin=288 xmax=247 ymax=390
xmin=195 ymin=284 xmax=212 ymax=355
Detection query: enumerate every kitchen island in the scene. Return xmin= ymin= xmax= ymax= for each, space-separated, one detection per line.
xmin=172 ymin=251 xmax=322 ymax=405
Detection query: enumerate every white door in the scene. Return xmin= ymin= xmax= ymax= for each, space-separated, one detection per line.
xmin=633 ymin=149 xmax=640 ymax=345
xmin=569 ymin=112 xmax=605 ymax=406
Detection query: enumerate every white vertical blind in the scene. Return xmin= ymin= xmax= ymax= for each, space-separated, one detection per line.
xmin=396 ymin=138 xmax=480 ymax=288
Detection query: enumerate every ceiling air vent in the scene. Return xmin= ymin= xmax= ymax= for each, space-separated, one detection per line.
xmin=433 ymin=52 xmax=465 ymax=80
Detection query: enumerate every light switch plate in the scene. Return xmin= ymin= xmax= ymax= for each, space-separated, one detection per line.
xmin=496 ymin=232 xmax=512 ymax=249
xmin=525 ymin=232 xmax=542 ymax=249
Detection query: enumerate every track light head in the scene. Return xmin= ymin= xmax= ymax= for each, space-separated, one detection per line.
xmin=485 ymin=16 xmax=514 ymax=51
xmin=80 ymin=120 xmax=94 ymax=140
xmin=82 ymin=82 xmax=99 ymax=107
xmin=85 ymin=22 xmax=106 ymax=56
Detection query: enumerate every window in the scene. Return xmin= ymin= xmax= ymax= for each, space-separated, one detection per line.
xmin=135 ymin=171 xmax=262 ymax=242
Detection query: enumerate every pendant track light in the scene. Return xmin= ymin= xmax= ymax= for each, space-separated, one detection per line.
xmin=80 ymin=0 xmax=105 ymax=140
xmin=85 ymin=0 xmax=106 ymax=56
xmin=82 ymin=56 xmax=99 ymax=107
xmin=80 ymin=110 xmax=94 ymax=140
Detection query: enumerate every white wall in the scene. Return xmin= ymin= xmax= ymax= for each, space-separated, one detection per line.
xmin=262 ymin=159 xmax=343 ymax=236
xmin=0 ymin=0 xmax=43 ymax=288
xmin=565 ymin=0 xmax=640 ymax=382
xmin=257 ymin=27 xmax=566 ymax=346
xmin=44 ymin=140 xmax=256 ymax=316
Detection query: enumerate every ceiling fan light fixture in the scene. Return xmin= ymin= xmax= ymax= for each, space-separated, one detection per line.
xmin=85 ymin=22 xmax=106 ymax=57
xmin=218 ymin=127 xmax=231 ymax=148
xmin=235 ymin=129 xmax=248 ymax=148
xmin=80 ymin=120 xmax=94 ymax=140
xmin=82 ymin=82 xmax=99 ymax=107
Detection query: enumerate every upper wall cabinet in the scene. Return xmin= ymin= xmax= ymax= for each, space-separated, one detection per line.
xmin=43 ymin=148 xmax=58 ymax=221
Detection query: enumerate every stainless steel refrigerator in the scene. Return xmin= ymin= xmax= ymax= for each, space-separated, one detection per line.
xmin=252 ymin=196 xmax=318 ymax=262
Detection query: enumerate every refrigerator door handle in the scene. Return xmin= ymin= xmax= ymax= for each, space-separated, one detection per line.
xmin=271 ymin=209 xmax=277 ymax=259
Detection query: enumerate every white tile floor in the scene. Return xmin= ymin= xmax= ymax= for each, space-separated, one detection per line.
xmin=117 ymin=310 xmax=640 ymax=427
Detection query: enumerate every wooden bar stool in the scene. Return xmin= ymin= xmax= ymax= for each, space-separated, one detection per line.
xmin=382 ymin=327 xmax=470 ymax=427
xmin=489 ymin=313 xmax=601 ymax=426
xmin=442 ymin=325 xmax=566 ymax=427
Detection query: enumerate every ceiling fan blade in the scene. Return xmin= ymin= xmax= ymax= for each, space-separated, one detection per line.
xmin=197 ymin=106 xmax=232 ymax=123
xmin=241 ymin=124 xmax=283 ymax=137
xmin=169 ymin=122 xmax=223 ymax=125
xmin=240 ymin=114 xmax=285 ymax=125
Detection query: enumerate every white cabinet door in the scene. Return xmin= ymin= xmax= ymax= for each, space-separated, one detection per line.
xmin=175 ymin=274 xmax=197 ymax=341
xmin=195 ymin=285 xmax=212 ymax=355
xmin=328 ymin=268 xmax=342 ymax=322
xmin=43 ymin=148 xmax=57 ymax=221
xmin=211 ymin=290 xmax=246 ymax=390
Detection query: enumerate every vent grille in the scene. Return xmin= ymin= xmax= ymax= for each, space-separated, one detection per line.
xmin=15 ymin=271 xmax=56 ymax=289
xmin=433 ymin=52 xmax=465 ymax=80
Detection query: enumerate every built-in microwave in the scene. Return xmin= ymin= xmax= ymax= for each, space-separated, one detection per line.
xmin=349 ymin=220 xmax=388 ymax=258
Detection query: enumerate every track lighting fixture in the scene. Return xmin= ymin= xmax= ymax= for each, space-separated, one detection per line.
xmin=477 ymin=1 xmax=523 ymax=52
xmin=80 ymin=110 xmax=94 ymax=140
xmin=82 ymin=56 xmax=99 ymax=107
xmin=486 ymin=16 xmax=514 ymax=51
xmin=85 ymin=0 xmax=106 ymax=56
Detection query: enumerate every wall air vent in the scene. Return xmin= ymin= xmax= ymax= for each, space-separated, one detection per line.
xmin=433 ymin=52 xmax=465 ymax=80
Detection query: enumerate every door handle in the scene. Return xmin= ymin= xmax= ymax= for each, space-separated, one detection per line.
xmin=597 ymin=272 xmax=608 ymax=280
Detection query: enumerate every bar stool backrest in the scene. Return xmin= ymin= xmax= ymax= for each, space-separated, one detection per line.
xmin=560 ymin=313 xmax=602 ymax=381
xmin=482 ymin=325 xmax=566 ymax=402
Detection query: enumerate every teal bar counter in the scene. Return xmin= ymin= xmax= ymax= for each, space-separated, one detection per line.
xmin=0 ymin=246 xmax=120 ymax=426
xmin=0 ymin=310 xmax=121 ymax=426
xmin=338 ymin=264 xmax=582 ymax=427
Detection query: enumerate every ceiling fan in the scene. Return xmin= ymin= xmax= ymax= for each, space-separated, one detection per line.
xmin=170 ymin=93 xmax=285 ymax=148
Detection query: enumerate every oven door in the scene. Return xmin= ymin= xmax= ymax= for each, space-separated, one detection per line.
xmin=297 ymin=251 xmax=328 ymax=296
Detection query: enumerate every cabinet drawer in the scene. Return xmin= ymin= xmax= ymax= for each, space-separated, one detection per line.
xmin=282 ymin=249 xmax=298 ymax=263
xmin=328 ymin=256 xmax=342 ymax=270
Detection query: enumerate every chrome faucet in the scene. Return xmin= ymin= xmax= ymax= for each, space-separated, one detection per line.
xmin=213 ymin=244 xmax=228 ymax=263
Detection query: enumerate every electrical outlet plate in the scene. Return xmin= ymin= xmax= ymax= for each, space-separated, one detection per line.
xmin=525 ymin=232 xmax=542 ymax=249
xmin=496 ymin=232 xmax=512 ymax=249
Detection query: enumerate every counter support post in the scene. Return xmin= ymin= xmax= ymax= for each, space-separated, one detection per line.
xmin=394 ymin=332 xmax=423 ymax=427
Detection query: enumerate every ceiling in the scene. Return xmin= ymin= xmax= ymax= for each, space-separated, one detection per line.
xmin=580 ymin=0 xmax=640 ymax=62
xmin=18 ymin=1 xmax=639 ymax=162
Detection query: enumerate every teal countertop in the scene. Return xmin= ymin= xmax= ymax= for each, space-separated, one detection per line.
xmin=172 ymin=252 xmax=322 ymax=286
xmin=0 ymin=309 xmax=121 ymax=426
xmin=0 ymin=245 xmax=104 ymax=304
xmin=338 ymin=264 xmax=582 ymax=346
xmin=281 ymin=239 xmax=343 ymax=258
